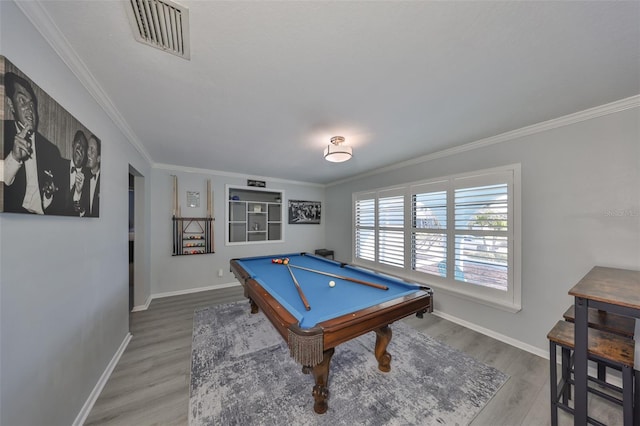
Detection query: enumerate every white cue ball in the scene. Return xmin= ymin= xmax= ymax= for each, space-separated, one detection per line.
xmin=329 ymin=280 xmax=336 ymax=287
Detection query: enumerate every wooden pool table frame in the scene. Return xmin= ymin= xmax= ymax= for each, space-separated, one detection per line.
xmin=230 ymin=253 xmax=434 ymax=414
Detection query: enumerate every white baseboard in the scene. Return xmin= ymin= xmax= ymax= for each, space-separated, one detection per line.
xmin=432 ymin=309 xmax=548 ymax=359
xmin=131 ymin=295 xmax=152 ymax=312
xmin=131 ymin=282 xmax=241 ymax=312
xmin=73 ymin=333 xmax=132 ymax=426
xmin=431 ymin=310 xmax=623 ymax=387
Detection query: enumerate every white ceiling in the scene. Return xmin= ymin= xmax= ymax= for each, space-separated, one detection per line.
xmin=23 ymin=1 xmax=640 ymax=184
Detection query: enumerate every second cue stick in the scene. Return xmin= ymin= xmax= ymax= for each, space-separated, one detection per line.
xmin=288 ymin=264 xmax=389 ymax=290
xmin=286 ymin=264 xmax=311 ymax=311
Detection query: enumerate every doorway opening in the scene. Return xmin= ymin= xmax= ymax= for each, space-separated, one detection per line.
xmin=129 ymin=173 xmax=135 ymax=311
xmin=128 ymin=165 xmax=145 ymax=318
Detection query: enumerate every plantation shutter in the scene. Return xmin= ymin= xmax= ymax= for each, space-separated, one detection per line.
xmin=355 ymin=196 xmax=376 ymax=262
xmin=411 ymin=181 xmax=447 ymax=277
xmin=454 ymin=175 xmax=510 ymax=290
xmin=378 ymin=190 xmax=404 ymax=268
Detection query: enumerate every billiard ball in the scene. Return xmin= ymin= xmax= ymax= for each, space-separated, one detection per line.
xmin=329 ymin=280 xmax=336 ymax=287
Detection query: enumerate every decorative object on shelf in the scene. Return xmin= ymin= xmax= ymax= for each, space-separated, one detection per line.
xmin=288 ymin=200 xmax=321 ymax=224
xmin=323 ymin=136 xmax=352 ymax=163
xmin=172 ymin=176 xmax=214 ymax=256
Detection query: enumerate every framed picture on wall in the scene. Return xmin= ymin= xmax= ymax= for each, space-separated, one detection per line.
xmin=288 ymin=200 xmax=321 ymax=224
xmin=1 ymin=55 xmax=101 ymax=217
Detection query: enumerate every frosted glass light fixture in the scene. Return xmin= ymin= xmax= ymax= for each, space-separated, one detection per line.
xmin=323 ymin=136 xmax=352 ymax=162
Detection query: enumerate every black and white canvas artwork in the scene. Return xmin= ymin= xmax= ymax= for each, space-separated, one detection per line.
xmin=288 ymin=200 xmax=321 ymax=224
xmin=1 ymin=56 xmax=101 ymax=217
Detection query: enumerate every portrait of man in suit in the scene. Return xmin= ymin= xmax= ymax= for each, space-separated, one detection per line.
xmin=85 ymin=134 xmax=101 ymax=217
xmin=2 ymin=72 xmax=65 ymax=214
xmin=63 ymin=130 xmax=89 ymax=216
xmin=1 ymin=57 xmax=102 ymax=218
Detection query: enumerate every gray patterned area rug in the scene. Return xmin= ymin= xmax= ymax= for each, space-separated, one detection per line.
xmin=190 ymin=301 xmax=508 ymax=426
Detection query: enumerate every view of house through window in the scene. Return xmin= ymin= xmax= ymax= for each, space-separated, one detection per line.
xmin=354 ymin=165 xmax=520 ymax=311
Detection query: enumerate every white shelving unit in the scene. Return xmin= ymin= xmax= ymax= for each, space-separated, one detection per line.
xmin=226 ymin=185 xmax=284 ymax=245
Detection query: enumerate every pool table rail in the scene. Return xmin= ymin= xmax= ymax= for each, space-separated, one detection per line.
xmin=318 ymin=290 xmax=432 ymax=348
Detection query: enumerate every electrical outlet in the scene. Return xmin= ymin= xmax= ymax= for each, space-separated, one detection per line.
xmin=218 ymin=269 xmax=223 ymax=277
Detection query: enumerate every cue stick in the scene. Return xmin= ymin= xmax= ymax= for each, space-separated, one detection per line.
xmin=172 ymin=175 xmax=177 ymax=217
xmin=286 ymin=265 xmax=311 ymax=311
xmin=207 ymin=180 xmax=214 ymax=253
xmin=288 ymin=264 xmax=389 ymax=290
xmin=206 ymin=179 xmax=211 ymax=218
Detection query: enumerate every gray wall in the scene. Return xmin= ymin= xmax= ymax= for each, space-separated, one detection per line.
xmin=0 ymin=2 xmax=152 ymax=425
xmin=326 ymin=107 xmax=640 ymax=355
xmin=148 ymin=166 xmax=326 ymax=299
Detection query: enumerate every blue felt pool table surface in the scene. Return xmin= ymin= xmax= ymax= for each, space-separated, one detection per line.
xmin=233 ymin=253 xmax=425 ymax=328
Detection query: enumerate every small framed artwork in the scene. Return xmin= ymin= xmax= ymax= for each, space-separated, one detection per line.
xmin=288 ymin=200 xmax=321 ymax=224
xmin=187 ymin=191 xmax=200 ymax=208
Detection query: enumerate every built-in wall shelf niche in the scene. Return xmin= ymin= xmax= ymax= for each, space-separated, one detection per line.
xmin=226 ymin=184 xmax=284 ymax=245
xmin=171 ymin=176 xmax=215 ymax=256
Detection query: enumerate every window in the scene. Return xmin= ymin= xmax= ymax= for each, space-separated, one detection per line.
xmin=353 ymin=165 xmax=521 ymax=312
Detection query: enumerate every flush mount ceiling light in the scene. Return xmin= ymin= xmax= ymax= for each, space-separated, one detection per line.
xmin=324 ymin=136 xmax=352 ymax=163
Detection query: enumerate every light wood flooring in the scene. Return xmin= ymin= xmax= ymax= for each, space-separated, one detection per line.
xmin=84 ymin=286 xmax=624 ymax=425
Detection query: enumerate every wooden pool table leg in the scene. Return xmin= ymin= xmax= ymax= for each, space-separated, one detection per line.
xmin=375 ymin=325 xmax=392 ymax=372
xmin=310 ymin=348 xmax=335 ymax=414
xmin=248 ymin=298 xmax=258 ymax=314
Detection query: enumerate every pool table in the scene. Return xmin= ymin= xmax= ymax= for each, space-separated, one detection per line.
xmin=230 ymin=252 xmax=433 ymax=414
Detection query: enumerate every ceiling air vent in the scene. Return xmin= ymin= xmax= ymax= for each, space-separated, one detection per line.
xmin=127 ymin=0 xmax=190 ymax=60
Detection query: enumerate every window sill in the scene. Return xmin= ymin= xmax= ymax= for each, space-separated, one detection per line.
xmin=352 ymin=260 xmax=521 ymax=313
xmin=424 ymin=280 xmax=521 ymax=313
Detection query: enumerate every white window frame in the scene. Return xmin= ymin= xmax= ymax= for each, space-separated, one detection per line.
xmin=352 ymin=164 xmax=521 ymax=312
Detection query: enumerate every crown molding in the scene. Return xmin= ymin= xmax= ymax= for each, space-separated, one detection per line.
xmin=328 ymin=95 xmax=640 ymax=187
xmin=153 ymin=163 xmax=325 ymax=188
xmin=12 ymin=1 xmax=639 ymax=187
xmin=14 ymin=0 xmax=154 ymax=165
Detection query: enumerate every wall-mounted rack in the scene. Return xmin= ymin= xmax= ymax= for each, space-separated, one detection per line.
xmin=172 ymin=217 xmax=213 ymax=255
xmin=172 ymin=176 xmax=215 ymax=256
